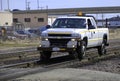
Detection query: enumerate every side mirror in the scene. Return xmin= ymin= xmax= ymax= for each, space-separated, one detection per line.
xmin=46 ymin=25 xmax=51 ymax=29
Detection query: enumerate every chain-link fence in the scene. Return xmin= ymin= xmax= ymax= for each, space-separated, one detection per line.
xmin=0 ymin=26 xmax=41 ymax=45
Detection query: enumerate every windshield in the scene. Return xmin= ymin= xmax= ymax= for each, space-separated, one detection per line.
xmin=52 ymin=18 xmax=86 ymax=28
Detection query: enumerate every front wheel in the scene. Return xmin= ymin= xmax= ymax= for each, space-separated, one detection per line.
xmin=40 ymin=51 xmax=51 ymax=62
xmin=77 ymin=41 xmax=86 ymax=61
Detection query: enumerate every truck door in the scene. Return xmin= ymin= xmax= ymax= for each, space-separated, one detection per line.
xmin=87 ymin=19 xmax=99 ymax=47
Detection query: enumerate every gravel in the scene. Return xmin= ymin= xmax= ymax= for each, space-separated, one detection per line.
xmin=14 ymin=68 xmax=120 ymax=81
xmin=13 ymin=56 xmax=120 ymax=81
xmin=76 ymin=56 xmax=120 ymax=74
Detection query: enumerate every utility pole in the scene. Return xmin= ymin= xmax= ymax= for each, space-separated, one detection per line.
xmin=7 ymin=0 xmax=9 ymax=10
xmin=102 ymin=13 xmax=104 ymax=27
xmin=46 ymin=5 xmax=48 ymax=10
xmin=0 ymin=0 xmax=2 ymax=10
xmin=46 ymin=5 xmax=48 ymax=14
xmin=25 ymin=0 xmax=27 ymax=10
xmin=46 ymin=5 xmax=48 ymax=25
xmin=27 ymin=2 xmax=30 ymax=10
xmin=37 ymin=0 xmax=39 ymax=9
xmin=25 ymin=0 xmax=30 ymax=10
xmin=37 ymin=0 xmax=44 ymax=10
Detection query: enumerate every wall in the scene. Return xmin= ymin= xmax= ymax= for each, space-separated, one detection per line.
xmin=13 ymin=12 xmax=48 ymax=28
xmin=0 ymin=11 xmax=13 ymax=26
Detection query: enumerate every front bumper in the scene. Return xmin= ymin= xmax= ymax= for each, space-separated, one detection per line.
xmin=37 ymin=47 xmax=76 ymax=52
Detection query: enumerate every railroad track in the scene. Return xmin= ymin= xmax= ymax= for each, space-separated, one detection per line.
xmin=0 ymin=39 xmax=119 ymax=58
xmin=0 ymin=39 xmax=119 ymax=66
xmin=0 ymin=45 xmax=120 ymax=80
xmin=0 ymin=39 xmax=120 ymax=80
xmin=0 ymin=47 xmax=40 ymax=66
xmin=0 ymin=39 xmax=120 ymax=68
xmin=0 ymin=47 xmax=37 ymax=59
xmin=0 ymin=44 xmax=120 ymax=69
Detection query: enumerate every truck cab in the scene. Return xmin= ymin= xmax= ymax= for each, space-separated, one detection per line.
xmin=37 ymin=16 xmax=109 ymax=61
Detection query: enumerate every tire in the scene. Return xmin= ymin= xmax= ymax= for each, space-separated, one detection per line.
xmin=98 ymin=39 xmax=106 ymax=56
xmin=40 ymin=51 xmax=51 ymax=62
xmin=77 ymin=41 xmax=86 ymax=61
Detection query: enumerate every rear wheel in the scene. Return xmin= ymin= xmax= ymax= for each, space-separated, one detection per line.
xmin=40 ymin=51 xmax=51 ymax=62
xmin=98 ymin=39 xmax=106 ymax=56
xmin=77 ymin=41 xmax=86 ymax=61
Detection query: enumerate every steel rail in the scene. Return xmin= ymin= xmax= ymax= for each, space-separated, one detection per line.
xmin=0 ymin=48 xmax=37 ymax=59
xmin=0 ymin=48 xmax=36 ymax=55
xmin=0 ymin=59 xmax=40 ymax=69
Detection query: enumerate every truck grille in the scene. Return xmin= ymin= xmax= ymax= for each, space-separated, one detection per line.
xmin=48 ymin=34 xmax=71 ymax=37
xmin=49 ymin=39 xmax=70 ymax=47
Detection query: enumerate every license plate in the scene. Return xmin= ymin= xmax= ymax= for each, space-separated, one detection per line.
xmin=52 ymin=47 xmax=60 ymax=51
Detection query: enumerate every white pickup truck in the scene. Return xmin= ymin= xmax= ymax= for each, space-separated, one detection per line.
xmin=37 ymin=16 xmax=109 ymax=61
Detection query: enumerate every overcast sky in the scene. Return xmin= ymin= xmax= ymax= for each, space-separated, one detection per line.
xmin=1 ymin=0 xmax=120 ymax=10
xmin=1 ymin=0 xmax=120 ymax=18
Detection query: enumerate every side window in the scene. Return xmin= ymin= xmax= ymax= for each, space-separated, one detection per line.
xmin=24 ymin=18 xmax=31 ymax=22
xmin=88 ymin=19 xmax=95 ymax=29
xmin=91 ymin=19 xmax=97 ymax=28
xmin=13 ymin=18 xmax=18 ymax=23
xmin=38 ymin=18 xmax=44 ymax=22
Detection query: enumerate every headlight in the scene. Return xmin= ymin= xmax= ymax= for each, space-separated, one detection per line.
xmin=41 ymin=33 xmax=48 ymax=38
xmin=41 ymin=33 xmax=48 ymax=41
xmin=71 ymin=38 xmax=75 ymax=41
xmin=41 ymin=38 xmax=48 ymax=41
xmin=72 ymin=33 xmax=81 ymax=38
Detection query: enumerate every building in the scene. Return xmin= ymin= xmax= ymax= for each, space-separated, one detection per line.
xmin=97 ymin=16 xmax=120 ymax=28
xmin=12 ymin=10 xmax=48 ymax=28
xmin=108 ymin=16 xmax=120 ymax=28
xmin=0 ymin=10 xmax=48 ymax=30
xmin=0 ymin=11 xmax=13 ymax=27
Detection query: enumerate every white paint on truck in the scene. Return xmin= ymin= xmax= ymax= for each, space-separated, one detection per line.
xmin=37 ymin=16 xmax=109 ymax=61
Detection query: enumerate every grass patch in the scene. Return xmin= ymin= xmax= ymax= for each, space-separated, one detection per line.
xmin=0 ymin=43 xmax=37 ymax=47
xmin=0 ymin=39 xmax=39 ymax=49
